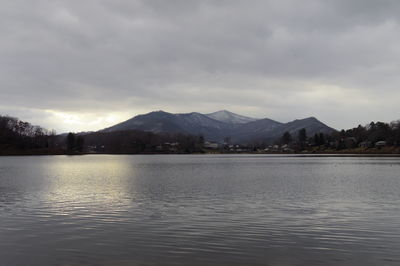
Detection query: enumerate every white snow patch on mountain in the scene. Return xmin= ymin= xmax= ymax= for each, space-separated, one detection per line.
xmin=206 ymin=110 xmax=258 ymax=124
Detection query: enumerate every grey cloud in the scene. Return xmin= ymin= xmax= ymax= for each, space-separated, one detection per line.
xmin=1 ymin=0 xmax=400 ymax=131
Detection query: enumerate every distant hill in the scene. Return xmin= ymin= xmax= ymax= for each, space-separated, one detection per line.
xmin=230 ymin=118 xmax=283 ymax=142
xmin=269 ymin=117 xmax=336 ymax=139
xmin=102 ymin=110 xmax=336 ymax=143
xmin=102 ymin=111 xmax=233 ymax=141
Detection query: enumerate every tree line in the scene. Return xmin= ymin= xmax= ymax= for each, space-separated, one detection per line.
xmin=79 ymin=130 xmax=205 ymax=154
xmin=0 ymin=115 xmax=59 ymax=154
xmin=2 ymin=114 xmax=400 ymax=155
xmin=278 ymin=120 xmax=400 ymax=151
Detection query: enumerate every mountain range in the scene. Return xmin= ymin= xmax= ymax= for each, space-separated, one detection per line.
xmin=102 ymin=110 xmax=336 ymax=143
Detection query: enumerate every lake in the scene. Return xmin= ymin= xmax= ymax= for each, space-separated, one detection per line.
xmin=1 ymin=155 xmax=400 ymax=265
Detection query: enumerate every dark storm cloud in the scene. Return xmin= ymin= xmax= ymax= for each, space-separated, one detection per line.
xmin=1 ymin=0 xmax=400 ymax=131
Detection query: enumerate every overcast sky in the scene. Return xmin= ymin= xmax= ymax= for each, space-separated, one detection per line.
xmin=1 ymin=0 xmax=400 ymax=132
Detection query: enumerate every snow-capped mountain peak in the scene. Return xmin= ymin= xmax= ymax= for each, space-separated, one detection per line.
xmin=206 ymin=110 xmax=258 ymax=124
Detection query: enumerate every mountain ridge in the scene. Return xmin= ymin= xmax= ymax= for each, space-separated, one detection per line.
xmin=102 ymin=110 xmax=336 ymax=143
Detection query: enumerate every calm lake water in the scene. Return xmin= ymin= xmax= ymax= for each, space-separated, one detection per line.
xmin=1 ymin=155 xmax=400 ymax=266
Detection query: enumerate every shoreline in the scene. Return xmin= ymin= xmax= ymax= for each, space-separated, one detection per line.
xmin=1 ymin=152 xmax=400 ymax=157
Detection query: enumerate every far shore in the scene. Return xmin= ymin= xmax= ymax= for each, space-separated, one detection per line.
xmin=1 ymin=150 xmax=400 ymax=157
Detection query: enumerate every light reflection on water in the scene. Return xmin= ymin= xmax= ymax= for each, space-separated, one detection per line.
xmin=0 ymin=155 xmax=400 ymax=265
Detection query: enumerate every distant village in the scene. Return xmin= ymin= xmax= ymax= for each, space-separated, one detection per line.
xmin=198 ymin=139 xmax=392 ymax=154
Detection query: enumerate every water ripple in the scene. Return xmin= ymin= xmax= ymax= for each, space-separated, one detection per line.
xmin=1 ymin=155 xmax=400 ymax=265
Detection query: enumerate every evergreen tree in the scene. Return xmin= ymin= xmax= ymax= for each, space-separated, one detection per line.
xmin=298 ymin=128 xmax=307 ymax=143
xmin=66 ymin=133 xmax=76 ymax=151
xmin=76 ymin=136 xmax=84 ymax=152
xmin=281 ymin=131 xmax=292 ymax=144
xmin=314 ymin=133 xmax=320 ymax=146
xmin=319 ymin=133 xmax=325 ymax=145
